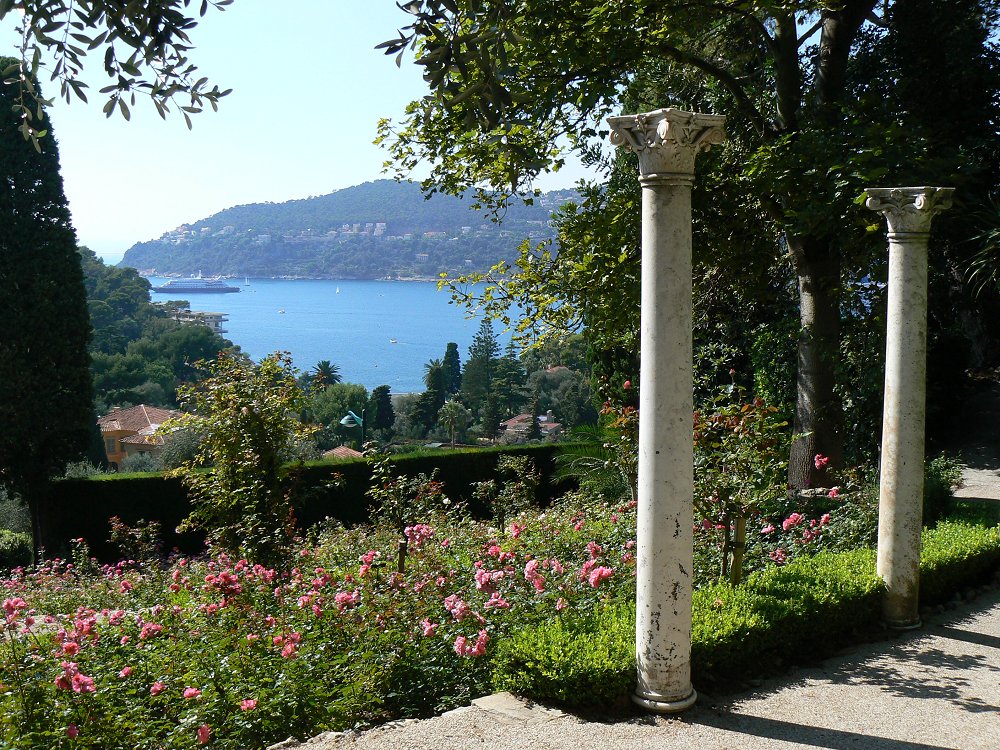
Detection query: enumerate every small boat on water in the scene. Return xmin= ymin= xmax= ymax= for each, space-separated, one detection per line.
xmin=278 ymin=309 xmax=286 ymax=314
xmin=151 ymin=271 xmax=240 ymax=294
xmin=389 ymin=338 xmax=398 ymax=344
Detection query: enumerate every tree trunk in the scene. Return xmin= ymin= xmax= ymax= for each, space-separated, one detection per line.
xmin=788 ymin=233 xmax=844 ymax=490
xmin=730 ymin=516 xmax=747 ymax=586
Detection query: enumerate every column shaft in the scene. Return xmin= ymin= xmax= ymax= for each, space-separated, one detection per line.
xmin=608 ymin=108 xmax=725 ymax=713
xmin=877 ymin=233 xmax=929 ymax=627
xmin=634 ymin=175 xmax=695 ymax=709
xmin=866 ymin=186 xmax=953 ymax=629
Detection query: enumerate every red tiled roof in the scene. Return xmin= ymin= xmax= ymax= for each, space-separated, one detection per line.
xmin=98 ymin=404 xmax=180 ymax=433
xmin=323 ymin=446 xmax=364 ymax=460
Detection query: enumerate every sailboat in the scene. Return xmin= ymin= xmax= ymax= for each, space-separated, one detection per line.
xmin=244 ymin=277 xmax=250 ymax=286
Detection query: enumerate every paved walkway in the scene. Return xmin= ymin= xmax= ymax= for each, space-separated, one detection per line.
xmin=281 ymin=583 xmax=1000 ymax=750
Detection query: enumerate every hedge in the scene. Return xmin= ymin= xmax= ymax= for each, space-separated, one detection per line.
xmin=491 ymin=515 xmax=1000 ymax=709
xmin=43 ymin=443 xmax=578 ymax=561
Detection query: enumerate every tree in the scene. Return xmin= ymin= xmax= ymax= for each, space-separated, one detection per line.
xmin=437 ymin=399 xmax=472 ymax=446
xmin=0 ymin=61 xmax=94 ymax=553
xmin=309 ymin=360 xmax=342 ymax=390
xmin=1 ymin=1 xmax=232 ymax=146
xmin=442 ymin=342 xmax=462 ymax=393
xmin=461 ymin=318 xmax=500 ymax=416
xmin=169 ymin=351 xmax=315 ymax=566
xmin=380 ymin=0 xmax=1000 ymax=488
xmin=409 ymin=359 xmax=449 ymax=437
xmin=368 ymin=384 xmax=395 ymax=434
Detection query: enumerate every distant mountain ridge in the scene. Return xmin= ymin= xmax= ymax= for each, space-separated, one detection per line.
xmin=120 ymin=180 xmax=576 ymax=280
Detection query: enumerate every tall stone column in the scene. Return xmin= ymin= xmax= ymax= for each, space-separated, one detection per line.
xmin=865 ymin=186 xmax=954 ymax=629
xmin=608 ymin=109 xmax=725 ymax=713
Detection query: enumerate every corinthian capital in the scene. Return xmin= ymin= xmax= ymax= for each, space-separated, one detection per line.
xmin=864 ymin=187 xmax=955 ymax=235
xmin=607 ymin=108 xmax=726 ymax=179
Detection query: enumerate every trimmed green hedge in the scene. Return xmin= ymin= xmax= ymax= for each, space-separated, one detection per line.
xmin=43 ymin=444 xmax=577 ymax=561
xmin=492 ymin=516 xmax=1000 ymax=709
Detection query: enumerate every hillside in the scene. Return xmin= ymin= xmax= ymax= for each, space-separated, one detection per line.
xmin=120 ymin=180 xmax=576 ymax=279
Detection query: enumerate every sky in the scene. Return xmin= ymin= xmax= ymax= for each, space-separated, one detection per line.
xmin=2 ymin=2 xmax=596 ymax=263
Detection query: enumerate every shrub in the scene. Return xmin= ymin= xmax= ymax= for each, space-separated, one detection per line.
xmin=0 ymin=529 xmax=32 ymax=569
xmin=491 ymin=604 xmax=635 ymax=708
xmin=920 ymin=518 xmax=1000 ymax=603
xmin=923 ymin=454 xmax=964 ymax=526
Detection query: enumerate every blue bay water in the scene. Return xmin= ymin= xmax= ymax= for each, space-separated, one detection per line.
xmin=145 ymin=277 xmax=508 ymax=394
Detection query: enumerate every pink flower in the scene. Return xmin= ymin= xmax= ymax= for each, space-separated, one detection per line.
xmin=510 ymin=522 xmax=526 ymax=539
xmin=197 ymin=724 xmax=211 ymax=745
xmin=62 ymin=641 xmax=80 ymax=656
xmin=420 ymin=619 xmax=438 ymax=637
xmin=281 ymin=642 xmax=298 ymax=659
xmin=769 ymin=548 xmax=788 ymax=565
xmin=71 ymin=672 xmax=95 ymax=693
xmin=484 ymin=592 xmax=511 ymax=609
xmin=820 ymin=513 xmax=832 ymax=526
xmin=443 ymin=594 xmax=471 ymax=621
xmin=586 ymin=541 xmax=603 ymax=559
xmin=183 ymin=687 xmax=202 ymax=700
xmin=814 ymin=454 xmax=830 ymax=470
xmin=66 ymin=724 xmax=79 ymax=739
xmin=454 ymin=630 xmax=489 ymax=657
xmin=587 ymin=566 xmax=614 ymax=588
xmin=118 ymin=666 xmax=132 ymax=679
xmin=240 ymin=699 xmax=258 ymax=711
xmin=828 ymin=487 xmax=840 ymax=498
xmin=334 ymin=589 xmax=360 ymax=611
xmin=119 ymin=579 xmax=133 ymax=593
xmin=760 ymin=524 xmax=776 ymax=535
xmin=782 ymin=513 xmax=804 ymax=531
xmin=150 ymin=681 xmax=166 ymax=696
xmin=555 ymin=598 xmax=568 ymax=611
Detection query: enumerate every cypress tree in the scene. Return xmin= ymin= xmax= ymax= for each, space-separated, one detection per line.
xmin=442 ymin=342 xmax=462 ymax=393
xmin=0 ymin=61 xmax=94 ymax=552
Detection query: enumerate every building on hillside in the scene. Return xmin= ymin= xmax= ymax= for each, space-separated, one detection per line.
xmin=98 ymin=405 xmax=181 ymax=469
xmin=497 ymin=411 xmax=563 ymax=443
xmin=170 ymin=308 xmax=228 ymax=334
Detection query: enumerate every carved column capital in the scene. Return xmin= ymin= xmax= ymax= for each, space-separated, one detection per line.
xmin=608 ymin=108 xmax=726 ymax=183
xmin=864 ymin=187 xmax=955 ymax=236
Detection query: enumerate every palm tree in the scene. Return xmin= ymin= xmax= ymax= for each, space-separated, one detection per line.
xmin=437 ymin=399 xmax=471 ymax=447
xmin=311 ymin=360 xmax=341 ymax=389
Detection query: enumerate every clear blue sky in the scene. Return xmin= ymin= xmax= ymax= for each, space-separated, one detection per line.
xmin=3 ymin=2 xmax=594 ymax=263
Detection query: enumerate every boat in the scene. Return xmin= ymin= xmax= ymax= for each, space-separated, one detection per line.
xmin=245 ymin=277 xmax=250 ymax=286
xmin=389 ymin=338 xmax=398 ymax=344
xmin=278 ymin=309 xmax=286 ymax=314
xmin=151 ymin=272 xmax=240 ymax=294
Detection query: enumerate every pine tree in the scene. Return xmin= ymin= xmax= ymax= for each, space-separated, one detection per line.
xmin=461 ymin=318 xmax=500 ymax=417
xmin=0 ymin=62 xmax=95 ymax=552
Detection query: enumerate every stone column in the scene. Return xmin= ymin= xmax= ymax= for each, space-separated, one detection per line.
xmin=608 ymin=109 xmax=725 ymax=713
xmin=865 ymin=186 xmax=954 ymax=629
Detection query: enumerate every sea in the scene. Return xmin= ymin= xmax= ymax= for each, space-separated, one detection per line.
xmin=144 ymin=277 xmax=511 ymax=394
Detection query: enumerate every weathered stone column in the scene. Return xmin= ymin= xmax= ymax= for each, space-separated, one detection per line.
xmin=865 ymin=186 xmax=954 ymax=629
xmin=608 ymin=109 xmax=725 ymax=713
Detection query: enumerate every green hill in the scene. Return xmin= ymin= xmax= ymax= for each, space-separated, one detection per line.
xmin=120 ymin=180 xmax=575 ymax=279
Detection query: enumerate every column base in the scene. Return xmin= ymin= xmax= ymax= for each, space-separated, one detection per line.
xmin=632 ymin=687 xmax=697 ymax=714
xmin=885 ymin=617 xmax=922 ymax=632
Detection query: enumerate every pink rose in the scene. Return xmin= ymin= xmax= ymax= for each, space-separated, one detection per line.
xmin=196 ymin=724 xmax=211 ymax=745
xmin=240 ymin=699 xmax=258 ymax=711
xmin=150 ymin=681 xmax=166 ymax=696
xmin=183 ymin=687 xmax=201 ymax=700
xmin=66 ymin=724 xmax=79 ymax=739
xmin=814 ymin=454 xmax=830 ymax=470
